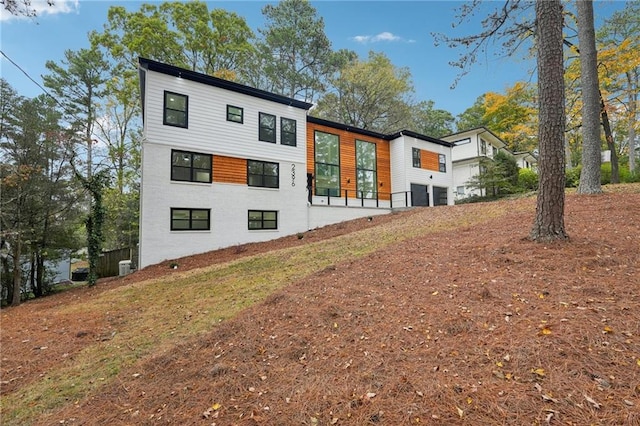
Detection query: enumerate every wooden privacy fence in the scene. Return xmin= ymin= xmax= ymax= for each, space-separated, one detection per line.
xmin=97 ymin=247 xmax=138 ymax=278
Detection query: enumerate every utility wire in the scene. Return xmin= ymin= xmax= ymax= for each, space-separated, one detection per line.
xmin=0 ymin=49 xmax=62 ymax=108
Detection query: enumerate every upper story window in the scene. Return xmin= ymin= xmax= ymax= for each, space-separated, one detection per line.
xmin=356 ymin=140 xmax=377 ymax=199
xmin=171 ymin=208 xmax=210 ymax=231
xmin=171 ymin=150 xmax=211 ymax=183
xmin=227 ymin=105 xmax=243 ymax=124
xmin=438 ymin=154 xmax=446 ymax=172
xmin=281 ymin=117 xmax=297 ymax=146
xmin=480 ymin=138 xmax=487 ymax=155
xmin=247 ymin=160 xmax=279 ymax=188
xmin=314 ymin=131 xmax=340 ymax=197
xmin=412 ymin=148 xmax=421 ymax=168
xmin=164 ymin=91 xmax=188 ymax=128
xmin=259 ymin=112 xmax=276 ymax=143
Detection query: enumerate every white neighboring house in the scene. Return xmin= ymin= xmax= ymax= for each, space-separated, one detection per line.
xmin=137 ymin=58 xmax=455 ymax=269
xmin=441 ymin=127 xmax=537 ymax=200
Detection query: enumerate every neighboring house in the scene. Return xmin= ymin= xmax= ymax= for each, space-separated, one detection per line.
xmin=138 ymin=58 xmax=454 ymax=268
xmin=513 ymin=151 xmax=538 ymax=172
xmin=441 ymin=127 xmax=537 ymax=200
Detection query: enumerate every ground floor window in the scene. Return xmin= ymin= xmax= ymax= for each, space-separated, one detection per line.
xmin=433 ymin=186 xmax=448 ymax=206
xmin=171 ymin=208 xmax=210 ymax=230
xmin=248 ymin=210 xmax=277 ymax=230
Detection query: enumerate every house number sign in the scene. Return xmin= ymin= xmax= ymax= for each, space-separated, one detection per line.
xmin=291 ymin=163 xmax=296 ymax=186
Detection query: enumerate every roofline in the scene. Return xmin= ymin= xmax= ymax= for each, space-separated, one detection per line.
xmin=443 ymin=126 xmax=505 ymax=144
xmin=386 ymin=130 xmax=453 ymax=147
xmin=307 ymin=116 xmax=453 ymax=147
xmin=138 ymin=57 xmax=314 ymax=110
xmin=307 ymin=116 xmax=389 ymax=139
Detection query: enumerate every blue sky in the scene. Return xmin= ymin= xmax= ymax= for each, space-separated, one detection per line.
xmin=0 ymin=0 xmax=628 ymax=117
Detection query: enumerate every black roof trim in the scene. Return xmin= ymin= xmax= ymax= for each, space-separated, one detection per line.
xmin=307 ymin=116 xmax=453 ymax=147
xmin=307 ymin=116 xmax=388 ymax=139
xmin=386 ymin=130 xmax=454 ymax=147
xmin=139 ymin=57 xmax=313 ymax=110
xmin=442 ymin=126 xmax=503 ymax=143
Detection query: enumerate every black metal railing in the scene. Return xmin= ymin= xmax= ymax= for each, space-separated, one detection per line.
xmin=312 ymin=187 xmax=413 ymax=209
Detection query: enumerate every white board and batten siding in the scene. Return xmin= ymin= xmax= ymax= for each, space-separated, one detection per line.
xmin=139 ymin=65 xmax=310 ymax=268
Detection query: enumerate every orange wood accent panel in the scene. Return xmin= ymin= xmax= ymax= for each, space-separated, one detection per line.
xmin=306 ymin=121 xmax=391 ymax=200
xmin=213 ymin=155 xmax=246 ymax=184
xmin=421 ymin=150 xmax=440 ymax=172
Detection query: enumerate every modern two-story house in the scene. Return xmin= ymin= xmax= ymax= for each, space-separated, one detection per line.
xmin=138 ymin=58 xmax=454 ymax=268
xmin=441 ymin=127 xmax=537 ymax=200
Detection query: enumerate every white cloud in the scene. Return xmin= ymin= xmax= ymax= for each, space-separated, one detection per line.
xmin=371 ymin=32 xmax=401 ymax=42
xmin=351 ymin=31 xmax=414 ymax=44
xmin=1 ymin=0 xmax=79 ymax=22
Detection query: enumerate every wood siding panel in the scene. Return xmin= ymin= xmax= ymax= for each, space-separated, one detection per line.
xmin=421 ymin=150 xmax=439 ymax=172
xmin=306 ymin=122 xmax=391 ymax=200
xmin=213 ymin=155 xmax=246 ymax=184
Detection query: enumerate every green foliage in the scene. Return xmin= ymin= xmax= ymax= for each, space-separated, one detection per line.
xmin=312 ymin=51 xmax=416 ymax=133
xmin=465 ymin=151 xmax=520 ymax=198
xmin=1 ymin=80 xmax=84 ymax=303
xmin=244 ymin=0 xmax=336 ymax=102
xmin=565 ymin=165 xmax=582 ymax=188
xmin=518 ymin=168 xmax=539 ymax=191
xmin=410 ymin=100 xmax=455 ymax=138
xmin=77 ymin=170 xmax=110 ymax=286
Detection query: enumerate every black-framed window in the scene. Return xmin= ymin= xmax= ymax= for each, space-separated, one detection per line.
xmin=171 ymin=208 xmax=210 ymax=231
xmin=248 ymin=210 xmax=277 ymax=230
xmin=259 ymin=112 xmax=276 ymax=143
xmin=438 ymin=154 xmax=446 ymax=172
xmin=227 ymin=105 xmax=243 ymax=123
xmin=412 ymin=148 xmax=421 ymax=168
xmin=356 ymin=140 xmax=377 ymax=199
xmin=171 ymin=150 xmax=211 ymax=183
xmin=248 ymin=160 xmax=279 ymax=188
xmin=433 ymin=186 xmax=448 ymax=206
xmin=480 ymin=138 xmax=487 ymax=155
xmin=281 ymin=117 xmax=297 ymax=146
xmin=164 ymin=91 xmax=188 ymax=128
xmin=314 ymin=131 xmax=340 ymax=197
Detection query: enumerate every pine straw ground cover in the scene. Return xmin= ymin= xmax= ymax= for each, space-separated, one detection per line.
xmin=1 ymin=184 xmax=639 ymax=425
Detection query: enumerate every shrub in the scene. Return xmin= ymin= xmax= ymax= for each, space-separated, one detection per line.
xmin=565 ymin=165 xmax=582 ymax=188
xmin=517 ymin=168 xmax=538 ymax=191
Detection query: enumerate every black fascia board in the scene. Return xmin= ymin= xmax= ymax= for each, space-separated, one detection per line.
xmin=307 ymin=116 xmax=389 ymax=139
xmin=386 ymin=130 xmax=454 ymax=148
xmin=139 ymin=57 xmax=314 ymax=110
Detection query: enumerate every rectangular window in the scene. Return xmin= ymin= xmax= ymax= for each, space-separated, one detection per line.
xmin=281 ymin=117 xmax=297 ymax=146
xmin=259 ymin=112 xmax=276 ymax=143
xmin=433 ymin=186 xmax=448 ymax=206
xmin=247 ymin=160 xmax=279 ymax=188
xmin=248 ymin=210 xmax=277 ymax=230
xmin=356 ymin=140 xmax=377 ymax=198
xmin=164 ymin=91 xmax=188 ymax=128
xmin=227 ymin=105 xmax=243 ymax=123
xmin=171 ymin=208 xmax=210 ymax=231
xmin=438 ymin=154 xmax=446 ymax=172
xmin=480 ymin=139 xmax=487 ymax=155
xmin=171 ymin=150 xmax=211 ymax=183
xmin=457 ymin=186 xmax=465 ymax=195
xmin=412 ymin=148 xmax=421 ymax=168
xmin=314 ymin=131 xmax=340 ymax=197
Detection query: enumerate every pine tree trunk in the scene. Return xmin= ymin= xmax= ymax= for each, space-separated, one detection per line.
xmin=11 ymin=238 xmax=21 ymax=306
xmin=627 ymin=70 xmax=637 ymax=173
xmin=576 ymin=0 xmax=602 ymax=194
xmin=530 ymin=0 xmax=568 ymax=242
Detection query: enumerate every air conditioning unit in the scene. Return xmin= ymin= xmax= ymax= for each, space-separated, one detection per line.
xmin=119 ymin=260 xmax=132 ymax=277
